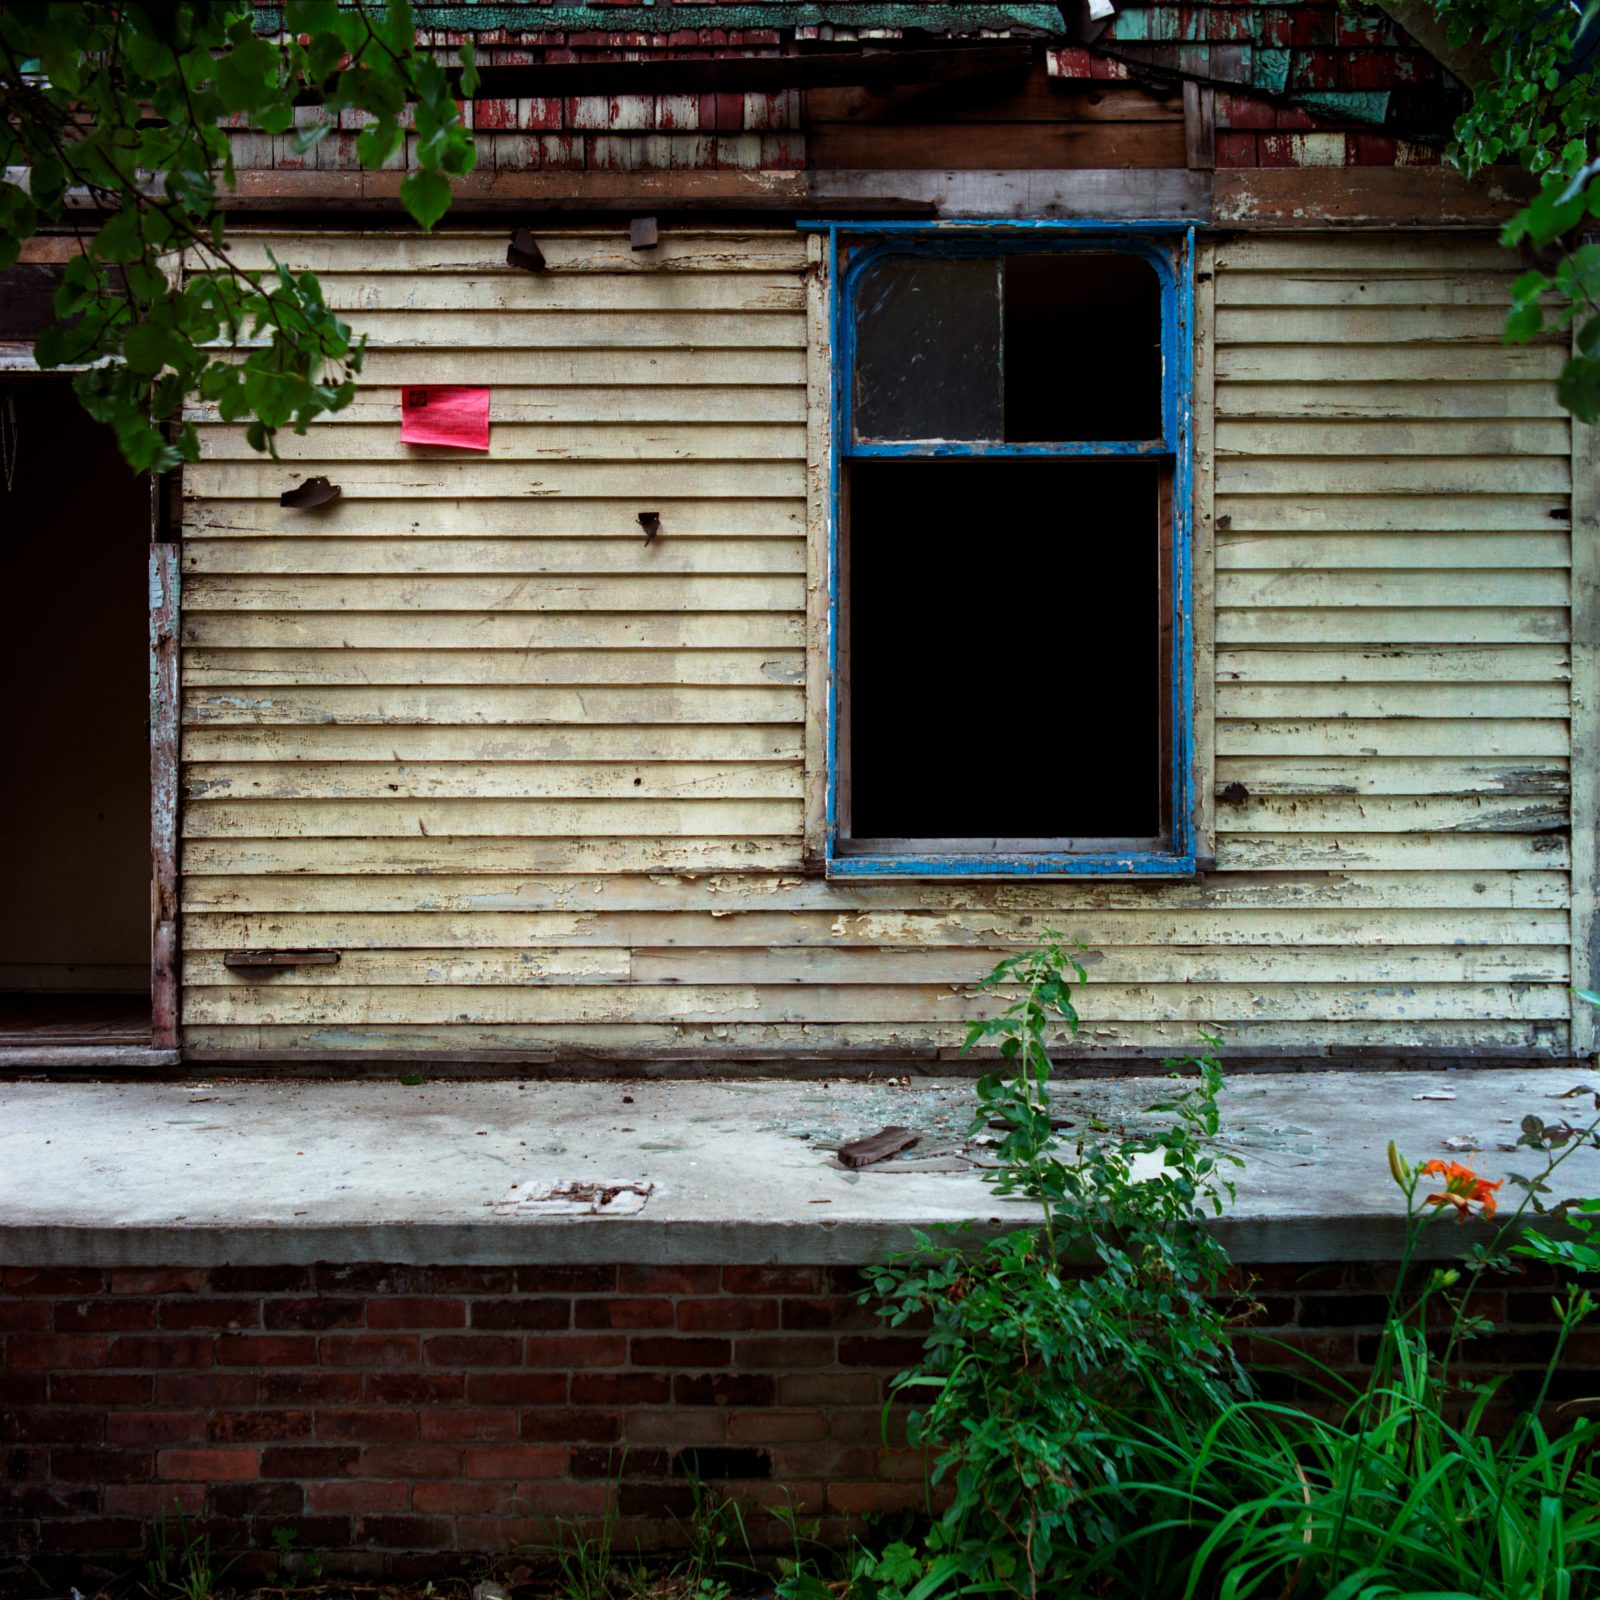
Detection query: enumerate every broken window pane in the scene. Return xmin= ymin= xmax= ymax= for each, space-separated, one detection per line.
xmin=853 ymin=256 xmax=1002 ymax=442
xmin=1003 ymin=253 xmax=1163 ymax=442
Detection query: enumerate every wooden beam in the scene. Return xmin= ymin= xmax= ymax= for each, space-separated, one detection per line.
xmin=1570 ymin=345 xmax=1598 ymax=1057
xmin=1183 ymin=79 xmax=1215 ymax=171
xmin=26 ymin=162 xmax=1538 ymax=227
xmin=148 ymin=543 xmax=180 ymax=1052
xmin=1214 ymin=166 xmax=1535 ymax=228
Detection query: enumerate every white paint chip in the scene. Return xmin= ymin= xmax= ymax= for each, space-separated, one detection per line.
xmin=494 ymin=1180 xmax=655 ymax=1217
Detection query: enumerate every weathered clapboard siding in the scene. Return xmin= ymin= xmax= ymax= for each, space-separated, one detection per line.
xmin=181 ymin=230 xmax=1579 ymax=1060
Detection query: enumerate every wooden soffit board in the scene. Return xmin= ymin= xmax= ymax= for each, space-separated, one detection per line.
xmin=185 ymin=164 xmax=1535 ymax=228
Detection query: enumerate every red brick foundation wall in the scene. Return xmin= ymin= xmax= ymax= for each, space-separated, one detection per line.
xmin=1 ymin=1260 xmax=1588 ymax=1588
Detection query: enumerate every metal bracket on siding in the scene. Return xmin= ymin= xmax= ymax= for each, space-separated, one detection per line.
xmin=279 ymin=476 xmax=342 ymax=509
xmin=507 ymin=229 xmax=547 ymax=271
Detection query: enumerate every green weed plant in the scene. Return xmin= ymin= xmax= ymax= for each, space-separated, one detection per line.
xmin=778 ymin=950 xmax=1600 ymax=1600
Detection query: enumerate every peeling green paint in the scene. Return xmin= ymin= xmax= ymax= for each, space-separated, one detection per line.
xmin=253 ymin=4 xmax=1069 ymax=36
xmin=1296 ymin=89 xmax=1392 ymax=125
xmin=1253 ymin=45 xmax=1291 ymax=95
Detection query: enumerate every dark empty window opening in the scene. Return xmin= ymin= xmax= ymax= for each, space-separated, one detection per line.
xmin=846 ymin=459 xmax=1164 ymax=845
xmin=831 ymin=233 xmax=1191 ymax=875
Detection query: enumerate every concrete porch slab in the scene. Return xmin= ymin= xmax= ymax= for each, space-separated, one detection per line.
xmin=2 ymin=1070 xmax=1597 ymax=1267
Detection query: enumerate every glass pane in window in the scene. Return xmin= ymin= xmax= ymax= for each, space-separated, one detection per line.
xmin=853 ymin=256 xmax=1001 ymax=442
xmin=846 ymin=457 xmax=1163 ymax=843
xmin=1003 ymin=253 xmax=1163 ymax=442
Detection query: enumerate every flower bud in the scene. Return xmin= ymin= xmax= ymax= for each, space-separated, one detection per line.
xmin=1388 ymin=1140 xmax=1409 ymax=1188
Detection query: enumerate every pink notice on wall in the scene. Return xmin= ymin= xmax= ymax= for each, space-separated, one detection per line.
xmin=400 ymin=385 xmax=490 ymax=451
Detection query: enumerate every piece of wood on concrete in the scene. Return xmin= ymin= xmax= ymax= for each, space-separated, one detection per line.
xmin=836 ymin=1125 xmax=921 ymax=1168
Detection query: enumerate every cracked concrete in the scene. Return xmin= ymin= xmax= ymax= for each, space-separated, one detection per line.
xmin=2 ymin=1070 xmax=1597 ymax=1266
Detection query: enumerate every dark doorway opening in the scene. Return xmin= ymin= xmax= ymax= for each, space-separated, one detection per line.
xmin=0 ymin=378 xmax=152 ymax=1046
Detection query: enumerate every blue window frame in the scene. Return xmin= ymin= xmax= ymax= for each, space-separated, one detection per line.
xmin=806 ymin=220 xmax=1197 ymax=879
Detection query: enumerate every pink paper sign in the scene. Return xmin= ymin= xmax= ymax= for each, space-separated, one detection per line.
xmin=400 ymin=385 xmax=490 ymax=451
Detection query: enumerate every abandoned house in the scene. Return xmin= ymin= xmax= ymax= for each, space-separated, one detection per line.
xmin=2 ymin=0 xmax=1598 ymax=1580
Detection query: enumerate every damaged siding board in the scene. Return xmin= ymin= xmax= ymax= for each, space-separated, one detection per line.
xmin=181 ymin=229 xmax=1576 ymax=1060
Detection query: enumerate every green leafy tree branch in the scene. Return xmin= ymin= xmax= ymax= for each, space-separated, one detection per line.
xmin=1426 ymin=0 xmax=1600 ymax=419
xmin=0 ymin=0 xmax=477 ymax=471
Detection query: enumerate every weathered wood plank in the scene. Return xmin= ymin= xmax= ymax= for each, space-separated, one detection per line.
xmin=182 ymin=684 xmax=802 ymax=727
xmin=190 ymin=387 xmax=809 ymax=427
xmin=179 ymin=869 xmax=1570 ymax=914
xmin=180 ymin=725 xmax=804 ymax=764
xmin=219 ymin=231 xmax=808 ymax=275
xmin=187 ymin=498 xmax=806 ymax=539
xmin=1215 ymin=420 xmax=1570 ymax=457
xmin=183 ymin=797 xmax=803 ymax=840
xmin=1214 ymin=646 xmax=1571 ymax=683
xmin=303 ymin=273 xmax=806 ymax=314
xmin=181 ymin=837 xmax=807 ymax=875
xmin=1216 ymin=533 xmax=1570 ymax=571
xmin=176 ymin=1017 xmax=1561 ymax=1053
xmin=1216 ymin=495 xmax=1568 ymax=532
xmin=1216 ymin=608 xmax=1567 ymax=645
xmin=1216 ymin=272 xmax=1529 ymax=307
xmin=195 ymin=423 xmax=807 ymax=464
xmin=1216 ymin=306 xmax=1551 ymax=346
xmin=1215 ymin=756 xmax=1568 ymax=796
xmin=1218 ymin=458 xmax=1571 ymax=496
xmin=180 ymin=980 xmax=1572 ymax=1027
xmin=1215 ymin=345 xmax=1564 ymax=383
xmin=1216 ymin=381 xmax=1565 ymax=421
xmin=1215 ymin=834 xmax=1569 ymax=871
xmin=1213 ymin=237 xmax=1513 ymax=273
xmin=1218 ymin=794 xmax=1567 ymax=834
xmin=805 ymin=119 xmax=1189 ymax=170
xmin=1215 ymin=719 xmax=1569 ymax=757
xmin=183 ymin=537 xmax=806 ymax=576
xmin=178 ymin=1017 xmax=1561 ymax=1056
xmin=182 ymin=574 xmax=806 ymax=612
xmin=179 ymin=943 xmax=1568 ymax=989
xmin=187 ymin=760 xmax=803 ymax=801
xmin=346 ymin=349 xmax=808 ymax=386
xmin=186 ymin=461 xmax=807 ymax=500
xmin=1215 ymin=682 xmax=1570 ymax=719
xmin=229 ymin=309 xmax=808 ymax=350
xmin=180 ymin=612 xmax=804 ymax=651
xmin=1569 ymin=332 xmax=1597 ymax=1052
xmin=1217 ymin=571 xmax=1568 ymax=608
xmin=803 ymin=229 xmax=832 ymax=871
xmin=180 ymin=906 xmax=1572 ymax=953
xmin=183 ymin=648 xmax=805 ymax=688
xmin=192 ymin=948 xmax=631 ymax=983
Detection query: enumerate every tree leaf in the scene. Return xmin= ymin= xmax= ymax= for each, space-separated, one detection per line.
xmin=399 ymin=167 xmax=451 ymax=231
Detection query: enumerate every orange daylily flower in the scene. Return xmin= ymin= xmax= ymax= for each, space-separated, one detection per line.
xmin=1420 ymin=1159 xmax=1502 ymax=1222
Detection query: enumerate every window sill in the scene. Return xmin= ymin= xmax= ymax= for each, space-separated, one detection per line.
xmin=826 ymin=851 xmax=1198 ymax=879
